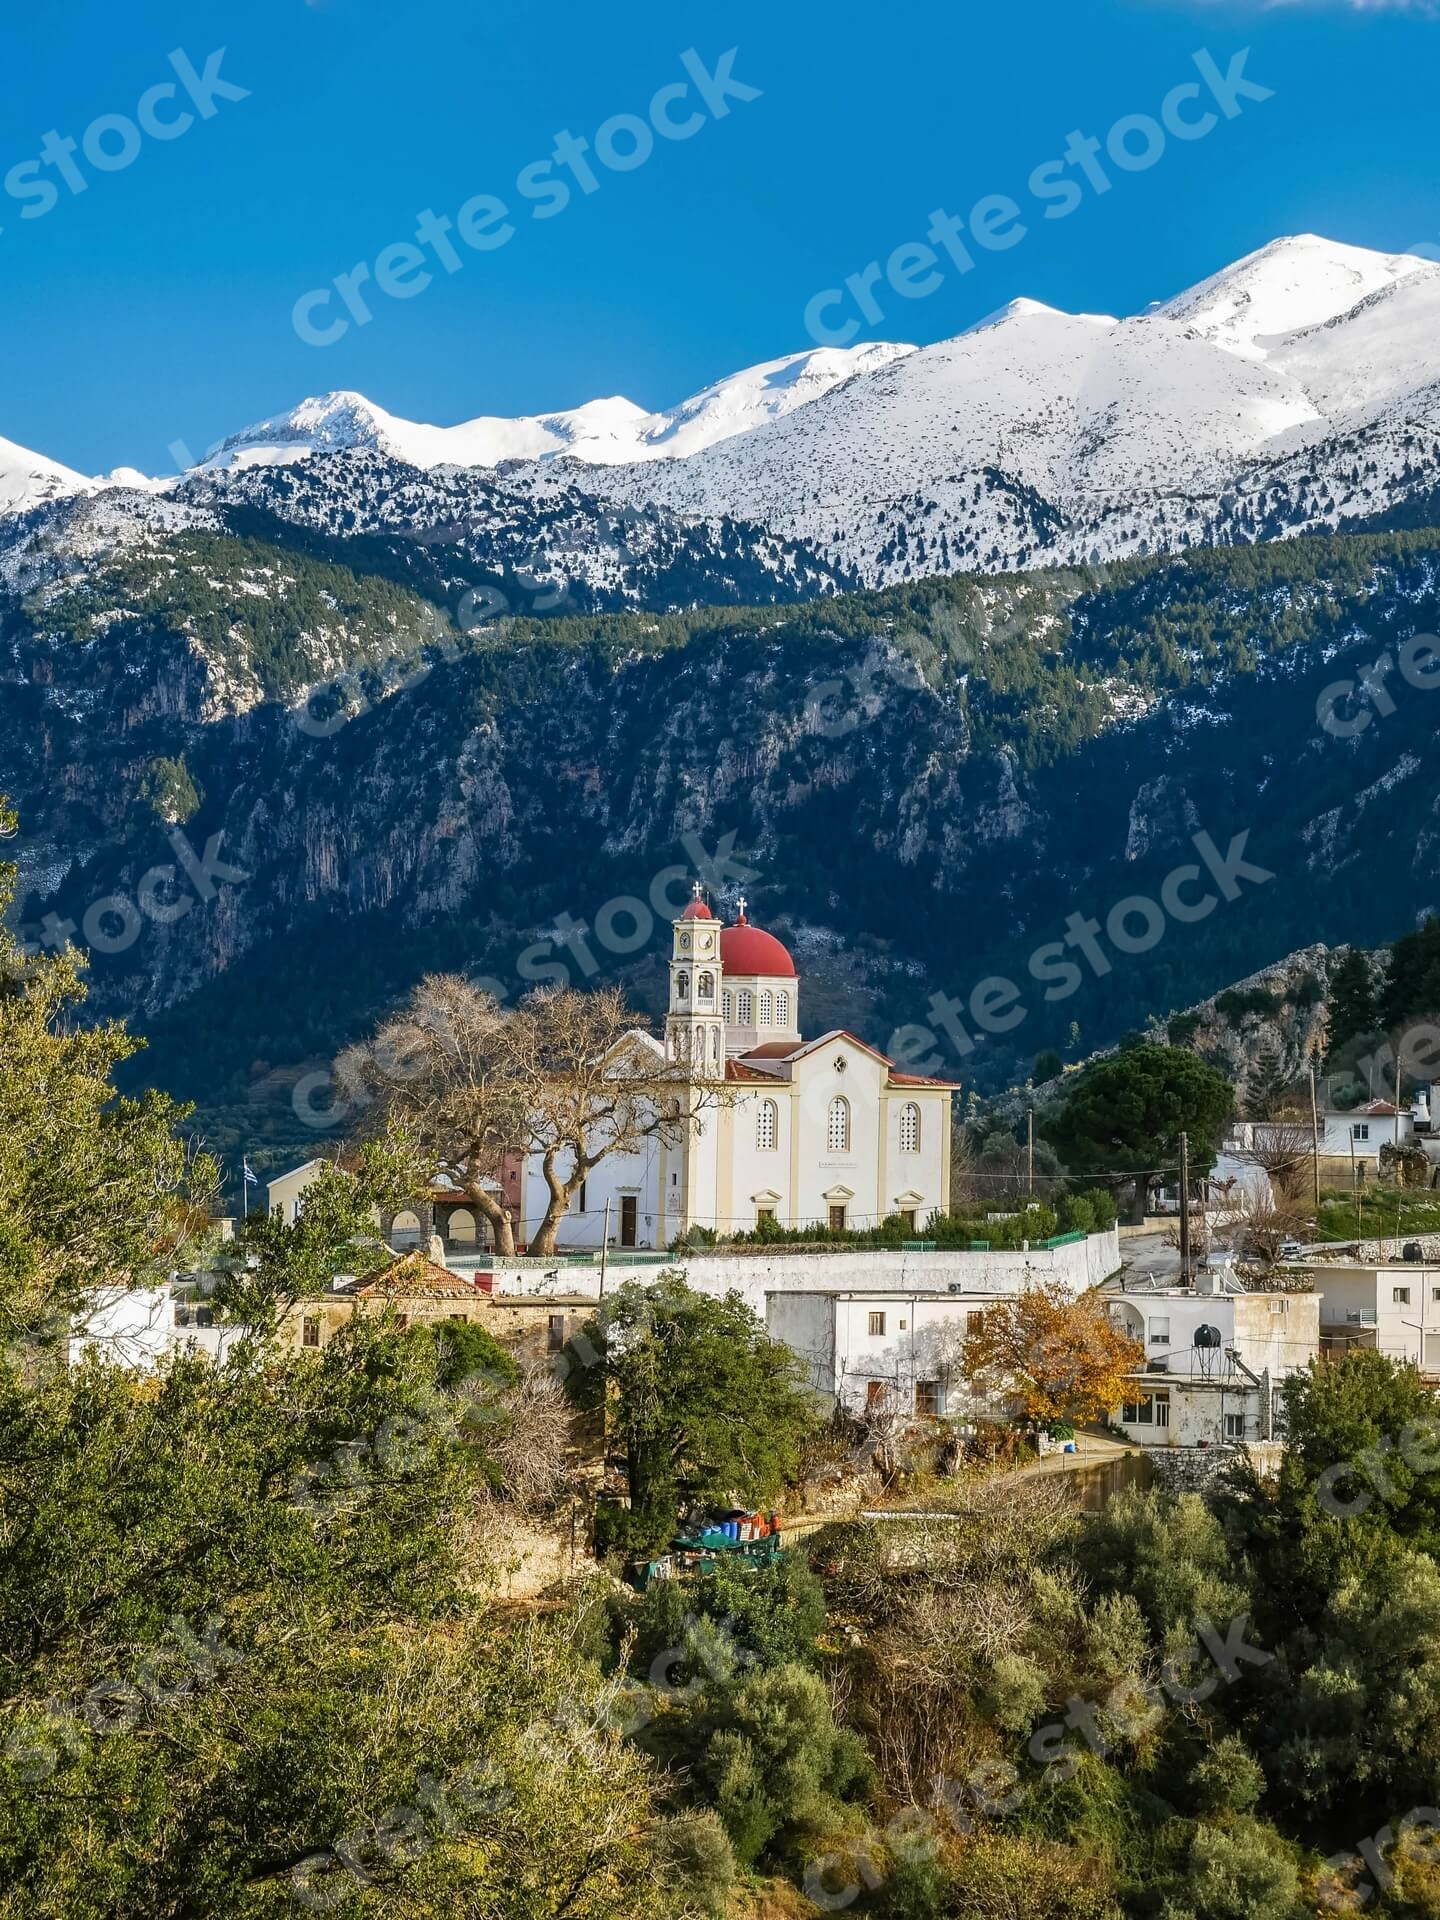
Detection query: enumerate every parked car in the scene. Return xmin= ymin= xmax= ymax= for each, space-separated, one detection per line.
xmin=1279 ymin=1239 xmax=1304 ymax=1258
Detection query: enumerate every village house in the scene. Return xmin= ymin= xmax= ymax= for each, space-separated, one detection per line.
xmin=1098 ymin=1270 xmax=1320 ymax=1448
xmin=1309 ymin=1260 xmax=1440 ymax=1373
xmin=767 ymin=1287 xmax=997 ymax=1420
xmin=1230 ymin=1103 xmax=1419 ymax=1185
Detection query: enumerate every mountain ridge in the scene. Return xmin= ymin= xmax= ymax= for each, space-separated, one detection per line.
xmin=14 ymin=233 xmax=1440 ymax=592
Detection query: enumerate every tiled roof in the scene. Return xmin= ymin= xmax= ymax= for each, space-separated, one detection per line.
xmin=738 ymin=1029 xmax=960 ymax=1089
xmin=355 ymin=1252 xmax=483 ymax=1300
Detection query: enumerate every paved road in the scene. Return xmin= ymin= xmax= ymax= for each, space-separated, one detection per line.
xmin=1118 ymin=1228 xmax=1184 ymax=1285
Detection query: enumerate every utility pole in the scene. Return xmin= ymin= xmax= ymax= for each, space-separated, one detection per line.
xmin=1309 ymin=1064 xmax=1322 ymax=1211
xmin=598 ymin=1197 xmax=612 ymax=1299
xmin=1179 ymin=1131 xmax=1191 ymax=1286
xmin=1027 ymin=1109 xmax=1035 ymax=1198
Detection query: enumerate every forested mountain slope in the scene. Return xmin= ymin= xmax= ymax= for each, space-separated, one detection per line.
xmin=5 ymin=523 xmax=1439 ymax=1169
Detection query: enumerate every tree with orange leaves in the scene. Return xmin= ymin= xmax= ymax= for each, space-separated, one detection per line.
xmin=961 ymin=1283 xmax=1144 ymax=1429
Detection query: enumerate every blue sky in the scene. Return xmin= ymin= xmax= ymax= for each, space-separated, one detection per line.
xmin=4 ymin=0 xmax=1438 ymax=475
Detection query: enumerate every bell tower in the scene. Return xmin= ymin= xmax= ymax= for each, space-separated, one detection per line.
xmin=665 ymin=883 xmax=725 ymax=1075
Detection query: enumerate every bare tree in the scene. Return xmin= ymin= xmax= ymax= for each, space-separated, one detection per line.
xmin=490 ymin=1366 xmax=573 ymax=1511
xmin=506 ymin=985 xmax=730 ymax=1255
xmin=1215 ymin=1185 xmax=1312 ymax=1264
xmin=949 ymin=1126 xmax=979 ymax=1209
xmin=1242 ymin=1117 xmax=1314 ymax=1205
xmin=336 ymin=975 xmax=527 ymax=1255
xmin=339 ymin=978 xmax=730 ymax=1259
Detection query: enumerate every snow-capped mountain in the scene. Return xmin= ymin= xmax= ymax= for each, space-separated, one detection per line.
xmin=13 ymin=234 xmax=1440 ymax=587
xmin=203 ymin=341 xmax=915 ymax=472
xmin=0 ymin=436 xmax=92 ymax=515
xmin=583 ymin=235 xmax=1440 ymax=581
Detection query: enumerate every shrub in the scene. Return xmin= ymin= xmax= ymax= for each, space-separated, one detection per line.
xmin=618 ymin=1554 xmax=827 ymax=1683
xmin=873 ymin=1852 xmax=954 ymax=1919
xmin=1214 ymin=987 xmax=1282 ymax=1021
xmin=653 ymin=1810 xmax=736 ymax=1916
xmin=1075 ymin=1490 xmax=1251 ymax=1641
xmin=1188 ymin=1736 xmax=1265 ymax=1814
xmin=429 ymin=1318 xmax=519 ymax=1389
xmin=1055 ymin=1190 xmax=1118 ymax=1234
xmin=945 ymin=1831 xmax=1121 ymax=1918
xmin=1172 ymin=1817 xmax=1298 ymax=1920
xmin=592 ymin=1502 xmax=672 ymax=1560
xmin=700 ymin=1663 xmax=871 ymax=1868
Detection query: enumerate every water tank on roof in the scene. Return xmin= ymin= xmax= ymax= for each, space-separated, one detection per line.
xmin=1195 ymin=1324 xmax=1223 ymax=1349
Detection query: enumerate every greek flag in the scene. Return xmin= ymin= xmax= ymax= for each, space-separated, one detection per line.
xmin=242 ymin=1161 xmax=258 ymax=1186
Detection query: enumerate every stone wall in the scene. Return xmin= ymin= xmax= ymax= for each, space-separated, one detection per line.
xmin=1148 ymin=1440 xmax=1285 ymax=1492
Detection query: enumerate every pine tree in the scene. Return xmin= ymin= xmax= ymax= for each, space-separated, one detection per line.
xmin=1246 ymin=1046 xmax=1292 ymax=1120
xmin=1327 ymin=949 xmax=1381 ymax=1053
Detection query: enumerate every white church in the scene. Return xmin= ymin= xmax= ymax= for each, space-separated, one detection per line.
xmin=519 ymin=890 xmax=957 ymax=1250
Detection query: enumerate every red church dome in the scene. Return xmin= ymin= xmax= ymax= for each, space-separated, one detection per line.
xmin=720 ymin=911 xmax=796 ymax=978
xmin=680 ymin=897 xmax=714 ymax=921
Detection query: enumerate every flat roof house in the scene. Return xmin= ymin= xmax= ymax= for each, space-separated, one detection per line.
xmin=1310 ymin=1262 xmax=1440 ymax=1373
xmin=1098 ymin=1271 xmax=1320 ymax=1449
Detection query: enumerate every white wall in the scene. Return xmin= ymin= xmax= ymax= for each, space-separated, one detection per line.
xmin=472 ymin=1229 xmax=1121 ymax=1318
xmin=681 ymin=1233 xmax=1119 ymax=1317
xmin=1314 ymin=1264 xmax=1440 ymax=1366
xmin=70 ymin=1285 xmax=247 ymax=1371
xmin=1118 ymin=1378 xmax=1264 ymax=1448
xmin=69 ymin=1287 xmax=173 ymax=1371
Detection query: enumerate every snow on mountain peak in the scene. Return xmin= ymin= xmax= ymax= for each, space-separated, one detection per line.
xmin=9 ymin=230 xmax=1440 ymax=596
xmin=200 ymin=342 xmax=919 ymax=479
xmin=0 ymin=435 xmax=92 ymax=514
xmin=1160 ymin=232 xmax=1437 ymax=360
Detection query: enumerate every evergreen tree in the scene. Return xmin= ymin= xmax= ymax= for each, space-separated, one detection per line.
xmin=570 ymin=1275 xmax=818 ymax=1553
xmin=1041 ymin=1044 xmax=1234 ymax=1216
xmin=1381 ymin=916 xmax=1440 ymax=1030
xmin=0 ymin=798 xmax=667 ymax=1919
xmin=1244 ymin=1045 xmax=1292 ymax=1120
xmin=1327 ymin=948 xmax=1381 ymax=1053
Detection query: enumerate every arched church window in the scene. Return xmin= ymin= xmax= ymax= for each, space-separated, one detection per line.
xmin=676 ymin=974 xmax=688 ymax=999
xmin=711 ymin=1026 xmax=721 ymax=1065
xmin=698 ymin=971 xmax=715 ymax=1003
xmin=757 ymin=1099 xmax=778 ymax=1151
xmin=776 ymin=992 xmax=790 ymax=1025
xmin=899 ymin=1103 xmax=921 ymax=1154
xmin=723 ymin=990 xmax=733 ymax=1021
xmin=738 ymin=990 xmax=754 ymax=1025
xmin=759 ymin=990 xmax=773 ymax=1027
xmin=827 ymin=1096 xmax=851 ymax=1155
